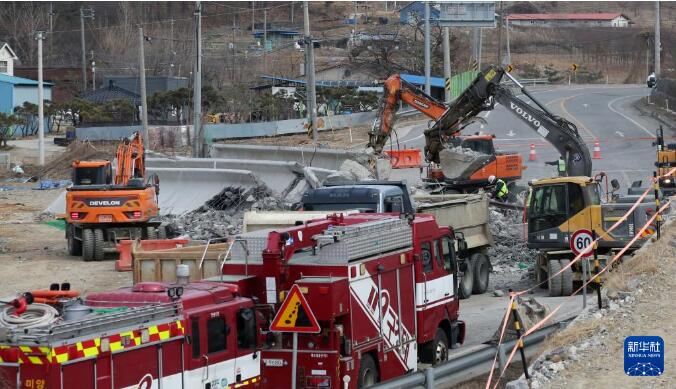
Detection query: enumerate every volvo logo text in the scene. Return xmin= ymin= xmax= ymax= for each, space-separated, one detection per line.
xmin=509 ymin=102 xmax=541 ymax=127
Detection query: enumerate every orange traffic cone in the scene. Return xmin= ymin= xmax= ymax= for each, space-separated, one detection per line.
xmin=528 ymin=143 xmax=537 ymax=161
xmin=592 ymin=140 xmax=602 ymax=159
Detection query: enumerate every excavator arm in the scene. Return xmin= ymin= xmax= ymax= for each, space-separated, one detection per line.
xmin=368 ymin=74 xmax=448 ymax=153
xmin=114 ymin=132 xmax=146 ymax=186
xmin=423 ymin=66 xmax=592 ymax=176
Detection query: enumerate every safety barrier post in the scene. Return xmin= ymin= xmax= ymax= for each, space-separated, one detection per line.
xmin=510 ymin=300 xmax=530 ymax=379
xmin=592 ymin=231 xmax=602 ymax=309
xmin=582 ymin=259 xmax=587 ymax=309
xmin=654 ymin=172 xmax=661 ymax=240
xmin=425 ymin=367 xmax=435 ymax=389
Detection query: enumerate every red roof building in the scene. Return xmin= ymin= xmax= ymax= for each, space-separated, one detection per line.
xmin=505 ymin=13 xmax=630 ymax=27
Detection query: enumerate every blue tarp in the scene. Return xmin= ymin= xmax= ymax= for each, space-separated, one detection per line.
xmin=33 ymin=180 xmax=72 ymax=190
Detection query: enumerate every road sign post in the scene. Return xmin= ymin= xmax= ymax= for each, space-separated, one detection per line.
xmin=270 ymin=284 xmax=321 ymax=389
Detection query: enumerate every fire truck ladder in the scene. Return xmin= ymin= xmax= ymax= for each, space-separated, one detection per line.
xmin=6 ymin=302 xmax=182 ymax=345
xmin=313 ymin=218 xmax=413 ymax=262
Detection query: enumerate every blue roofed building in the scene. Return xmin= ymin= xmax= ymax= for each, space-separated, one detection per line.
xmin=399 ymin=2 xmax=440 ymax=25
xmin=0 ymin=73 xmax=53 ymax=114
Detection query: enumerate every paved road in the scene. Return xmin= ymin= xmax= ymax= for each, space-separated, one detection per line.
xmin=389 ymin=84 xmax=660 ymax=189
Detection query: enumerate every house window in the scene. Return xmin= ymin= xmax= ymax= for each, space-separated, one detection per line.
xmin=0 ymin=61 xmax=7 ymax=74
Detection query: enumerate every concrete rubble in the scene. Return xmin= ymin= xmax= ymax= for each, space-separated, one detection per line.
xmin=487 ymin=209 xmax=538 ymax=291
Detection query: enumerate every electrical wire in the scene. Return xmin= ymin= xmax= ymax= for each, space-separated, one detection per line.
xmin=0 ymin=303 xmax=59 ymax=329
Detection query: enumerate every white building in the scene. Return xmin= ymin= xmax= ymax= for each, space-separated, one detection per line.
xmin=0 ymin=42 xmax=18 ymax=76
xmin=505 ymin=13 xmax=631 ymax=28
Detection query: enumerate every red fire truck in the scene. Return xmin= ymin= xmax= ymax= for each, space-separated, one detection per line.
xmin=0 ymin=281 xmax=262 ymax=389
xmin=219 ymin=213 xmax=466 ymax=388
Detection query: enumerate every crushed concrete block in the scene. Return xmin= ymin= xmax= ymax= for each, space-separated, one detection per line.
xmin=339 ymin=159 xmax=373 ymax=181
xmin=505 ymin=378 xmax=529 ymax=389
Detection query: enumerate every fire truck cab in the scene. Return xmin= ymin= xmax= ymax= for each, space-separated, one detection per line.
xmin=220 ymin=213 xmax=466 ymax=388
xmin=0 ymin=281 xmax=262 ymax=389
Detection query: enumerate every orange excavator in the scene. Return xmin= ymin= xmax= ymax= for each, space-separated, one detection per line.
xmin=369 ymin=73 xmax=525 ymax=193
xmin=65 ymin=132 xmax=161 ymax=261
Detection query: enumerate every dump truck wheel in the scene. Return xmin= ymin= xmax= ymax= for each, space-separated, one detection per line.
xmin=82 ymin=229 xmax=95 ymax=262
xmin=548 ymin=260 xmax=562 ymax=297
xmin=458 ymin=259 xmax=474 ymax=299
xmin=471 ymin=253 xmax=490 ymax=294
xmin=420 ymin=328 xmax=449 ymax=366
xmin=145 ymin=227 xmax=157 ymax=240
xmin=67 ymin=225 xmax=82 ymax=256
xmin=560 ymin=259 xmax=573 ymax=296
xmin=357 ymin=354 xmax=379 ymax=388
xmin=93 ymin=229 xmax=105 ymax=261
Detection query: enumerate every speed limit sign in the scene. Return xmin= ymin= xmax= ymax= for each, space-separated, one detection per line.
xmin=570 ymin=229 xmax=594 ymax=257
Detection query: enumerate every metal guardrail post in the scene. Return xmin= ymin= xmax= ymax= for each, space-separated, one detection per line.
xmin=654 ymin=171 xmax=661 ymax=240
xmin=582 ymin=259 xmax=587 ymax=309
xmin=425 ymin=367 xmax=435 ymax=389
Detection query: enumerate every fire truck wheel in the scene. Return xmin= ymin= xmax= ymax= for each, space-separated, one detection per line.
xmin=93 ymin=229 xmax=105 ymax=261
xmin=421 ymin=328 xmax=449 ymax=365
xmin=357 ymin=354 xmax=379 ymax=388
xmin=458 ymin=259 xmax=474 ymax=299
xmin=82 ymin=228 xmax=95 ymax=262
xmin=471 ymin=253 xmax=490 ymax=294
xmin=67 ymin=225 xmax=82 ymax=256
xmin=560 ymin=259 xmax=573 ymax=296
xmin=548 ymin=260 xmax=562 ymax=297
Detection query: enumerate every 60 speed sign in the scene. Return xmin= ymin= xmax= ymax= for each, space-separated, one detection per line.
xmin=570 ymin=229 xmax=594 ymax=257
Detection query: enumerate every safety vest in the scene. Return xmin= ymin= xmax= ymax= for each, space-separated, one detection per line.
xmin=497 ymin=179 xmax=508 ymax=198
xmin=558 ymin=158 xmax=566 ymax=173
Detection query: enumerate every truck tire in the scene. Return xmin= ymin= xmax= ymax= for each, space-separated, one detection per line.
xmin=548 ymin=260 xmax=562 ymax=297
xmin=67 ymin=225 xmax=82 ymax=256
xmin=458 ymin=259 xmax=474 ymax=299
xmin=93 ymin=229 xmax=105 ymax=261
xmin=471 ymin=253 xmax=490 ymax=294
xmin=357 ymin=354 xmax=379 ymax=388
xmin=82 ymin=229 xmax=95 ymax=262
xmin=420 ymin=328 xmax=449 ymax=366
xmin=560 ymin=259 xmax=573 ymax=296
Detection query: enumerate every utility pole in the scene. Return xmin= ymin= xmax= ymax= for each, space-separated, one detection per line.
xmin=506 ymin=17 xmax=511 ymax=65
xmin=496 ymin=2 xmax=503 ymax=65
xmin=655 ymin=0 xmax=661 ymax=77
xmin=251 ymin=1 xmax=255 ymax=32
xmin=303 ymin=1 xmax=317 ymax=145
xmin=263 ymin=9 xmax=267 ymax=73
xmin=37 ymin=31 xmax=45 ymax=166
xmin=170 ymin=19 xmax=175 ymax=76
xmin=443 ymin=27 xmax=451 ymax=102
xmin=90 ymin=50 xmax=95 ymax=90
xmin=79 ymin=7 xmax=94 ymax=93
xmin=80 ymin=8 xmax=87 ymax=92
xmin=193 ymin=1 xmax=203 ymax=157
xmin=232 ymin=16 xmax=236 ymax=82
xmin=48 ymin=3 xmax=54 ymax=67
xmin=478 ymin=27 xmax=483 ymax=70
xmin=138 ymin=27 xmax=149 ymax=144
xmin=291 ymin=1 xmax=294 ymax=23
xmin=424 ymin=0 xmax=431 ymax=95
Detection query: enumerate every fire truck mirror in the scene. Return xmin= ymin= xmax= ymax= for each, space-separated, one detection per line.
xmin=457 ymin=239 xmax=468 ymax=253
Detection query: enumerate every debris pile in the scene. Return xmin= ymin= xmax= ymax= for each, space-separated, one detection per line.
xmin=447 ymin=145 xmax=487 ymax=158
xmin=163 ymin=184 xmax=282 ymax=240
xmin=488 ymin=208 xmax=538 ymax=291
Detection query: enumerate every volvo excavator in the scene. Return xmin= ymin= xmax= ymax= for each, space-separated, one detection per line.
xmin=64 ymin=132 xmax=162 ymax=261
xmin=369 ymin=65 xmax=658 ymax=296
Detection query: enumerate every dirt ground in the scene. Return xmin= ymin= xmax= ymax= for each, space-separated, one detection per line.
xmin=0 ymin=184 xmax=131 ymax=298
xmin=538 ymin=223 xmax=676 ymax=388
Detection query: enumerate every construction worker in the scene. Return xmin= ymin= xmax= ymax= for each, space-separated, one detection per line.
xmin=488 ymin=175 xmax=509 ymax=202
xmin=545 ymin=157 xmax=567 ymax=176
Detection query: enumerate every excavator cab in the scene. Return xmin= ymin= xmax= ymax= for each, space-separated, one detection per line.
xmin=72 ymin=160 xmax=113 ymax=186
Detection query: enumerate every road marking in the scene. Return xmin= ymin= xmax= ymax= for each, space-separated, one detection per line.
xmin=606 ymin=95 xmax=656 ymax=138
xmin=506 ymin=130 xmax=515 ymax=137
xmin=559 ymin=94 xmax=597 ymax=140
xmin=615 ymin=131 xmax=625 ymax=138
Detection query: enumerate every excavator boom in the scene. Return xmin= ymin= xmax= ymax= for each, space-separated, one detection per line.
xmin=114 ymin=132 xmax=146 ymax=186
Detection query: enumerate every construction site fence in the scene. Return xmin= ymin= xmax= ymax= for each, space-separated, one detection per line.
xmin=75 ymin=111 xmax=376 ymax=143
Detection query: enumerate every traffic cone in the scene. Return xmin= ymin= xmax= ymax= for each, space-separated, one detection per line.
xmin=528 ymin=143 xmax=537 ymax=161
xmin=592 ymin=140 xmax=602 ymax=159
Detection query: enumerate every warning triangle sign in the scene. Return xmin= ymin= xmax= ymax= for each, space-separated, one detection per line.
xmin=269 ymin=284 xmax=321 ymax=333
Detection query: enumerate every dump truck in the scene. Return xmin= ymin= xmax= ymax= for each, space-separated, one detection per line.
xmin=0 ymin=280 xmax=262 ymax=389
xmin=219 ymin=213 xmax=467 ymax=388
xmin=243 ymin=181 xmax=493 ymax=299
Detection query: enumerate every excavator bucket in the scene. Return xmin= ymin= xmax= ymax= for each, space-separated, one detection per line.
xmin=491 ymin=296 xmax=550 ymax=343
xmin=438 ymin=147 xmax=493 ymax=181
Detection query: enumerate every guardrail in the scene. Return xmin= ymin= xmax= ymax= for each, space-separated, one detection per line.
xmin=369 ymin=319 xmax=568 ymax=389
xmin=514 ymin=78 xmax=550 ymax=87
